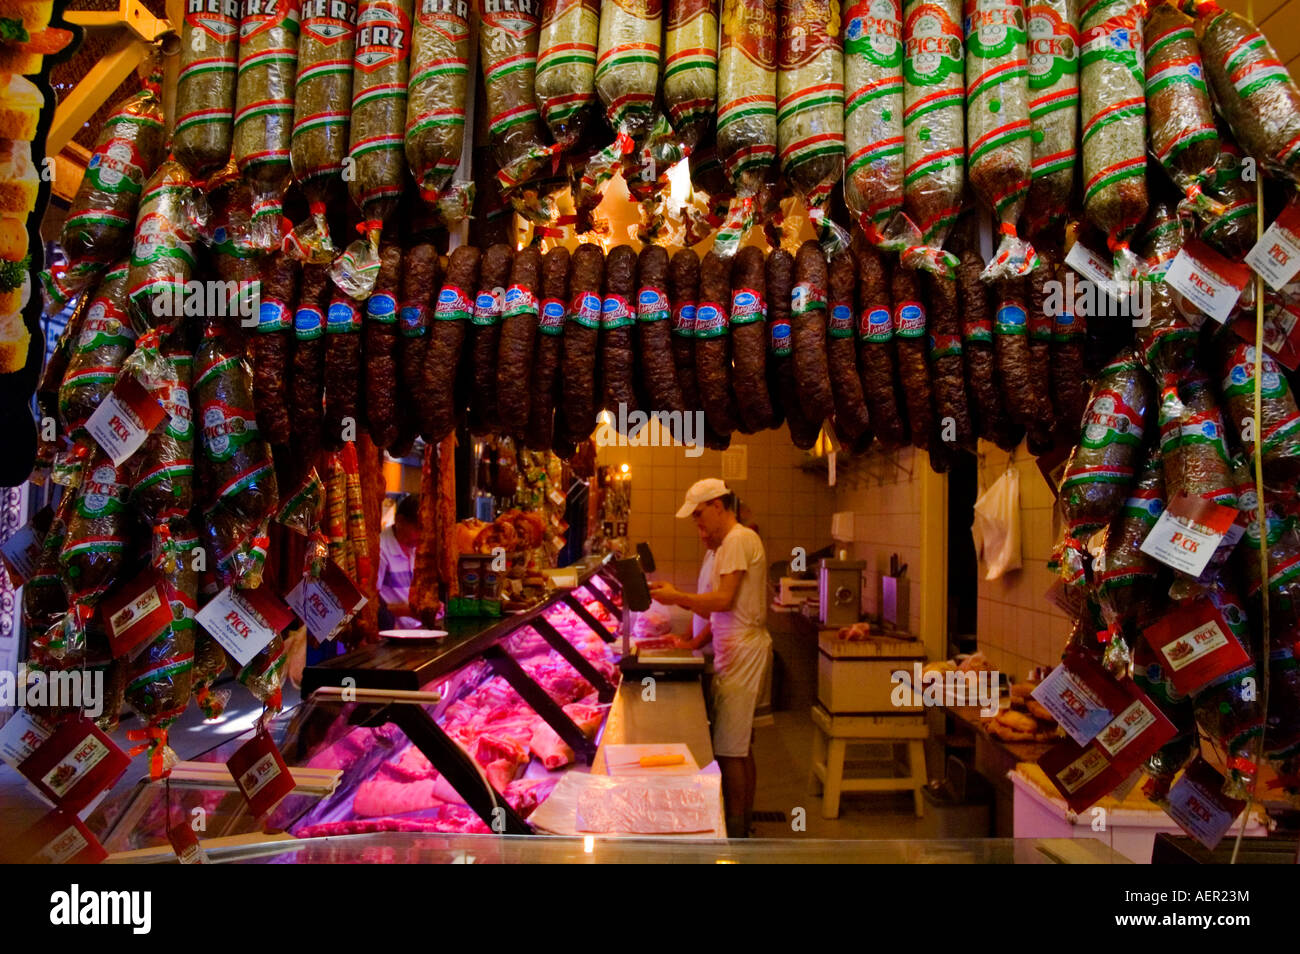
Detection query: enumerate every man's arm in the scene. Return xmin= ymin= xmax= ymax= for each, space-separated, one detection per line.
xmin=679 ymin=621 xmax=711 ymax=651
xmin=655 ymin=570 xmax=743 ymax=616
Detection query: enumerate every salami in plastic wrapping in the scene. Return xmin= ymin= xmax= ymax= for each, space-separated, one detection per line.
xmin=1059 ymin=353 xmax=1154 ymax=536
xmin=843 ymin=0 xmax=907 ymax=249
xmin=855 ymin=242 xmax=908 ymax=447
xmin=777 ymin=0 xmax=847 ymax=251
xmin=963 ymin=0 xmax=1036 ymax=278
xmin=713 ymin=0 xmax=778 ymax=255
xmin=338 ymin=0 xmax=412 ymax=296
xmin=526 ymin=247 xmax=569 ymax=449
xmin=1221 ymin=340 xmax=1300 ymax=491
xmin=1264 ymin=645 xmax=1300 ymax=796
xmin=59 ymin=450 xmax=131 ymax=608
xmin=890 ymin=262 xmax=932 ymax=450
xmin=669 ymin=248 xmax=704 ymax=414
xmin=1159 ymin=373 xmax=1235 ymax=516
xmin=1193 ymin=651 xmax=1265 ymax=800
xmin=663 ymin=0 xmax=718 ymax=149
xmin=405 ymin=0 xmax=472 ymax=217
xmin=364 ymin=242 xmax=403 ymax=449
xmin=1079 ymin=0 xmax=1147 ymax=279
xmin=127 ymin=335 xmax=194 ymax=525
xmin=253 ymin=252 xmax=300 ymax=447
xmin=1027 ymin=248 xmax=1057 ymax=430
xmin=695 ymin=250 xmax=740 ymax=435
xmin=924 ymin=268 xmax=970 ymax=451
xmin=1134 ymin=200 xmax=1197 ymax=381
xmin=398 ymin=243 xmax=440 ymax=443
xmin=291 ymin=262 xmax=332 ymax=461
xmin=23 ymin=494 xmax=73 ymax=635
xmin=1094 ymin=449 xmax=1165 ymax=633
xmin=238 ymin=633 xmax=288 ymax=713
xmin=767 ymin=247 xmax=819 ymax=447
xmin=1199 ymin=135 xmax=1258 ymax=259
xmin=599 ymin=245 xmax=640 ymax=424
xmin=479 ymin=0 xmax=554 ymax=194
xmin=127 ymin=161 xmax=198 ymax=332
xmin=426 ymin=245 xmax=480 ymax=441
xmin=957 ymin=244 xmax=1018 ymax=450
xmin=498 ymin=246 xmax=542 ymax=439
xmin=323 ymin=289 xmax=363 ymax=447
xmin=191 ymin=630 xmax=231 ymax=718
xmin=126 ymin=516 xmax=199 ymax=743
xmin=1024 ymin=0 xmax=1078 ymax=238
xmin=1238 ymin=476 xmax=1300 ymax=639
xmin=826 ymin=248 xmax=871 ymax=446
xmin=195 ymin=319 xmax=280 ymax=589
xmin=728 ymin=246 xmax=776 ymax=432
xmin=469 ymin=243 xmax=513 ymax=434
xmin=233 ymin=0 xmax=301 ymax=249
xmin=58 ymin=75 xmax=166 ymax=287
xmin=1186 ymin=0 xmax=1300 ymax=186
xmin=85 ymin=625 xmax=127 ymax=733
xmin=901 ymin=0 xmax=965 ymax=274
xmin=289 ymin=0 xmax=358 ymax=256
xmin=58 ymin=262 xmax=134 ymax=438
xmin=1048 ymin=251 xmax=1087 ymax=440
xmin=993 ymin=275 xmax=1053 ymax=452
xmin=561 ymin=244 xmax=605 ymax=444
xmin=1144 ymin=3 xmax=1221 ymax=213
xmin=536 ymin=0 xmax=600 ymax=149
xmin=635 ymin=246 xmax=687 ymax=415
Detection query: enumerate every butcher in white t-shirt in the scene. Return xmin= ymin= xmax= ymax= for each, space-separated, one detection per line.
xmin=377 ymin=494 xmax=423 ymax=630
xmin=650 ymin=478 xmax=771 ymax=838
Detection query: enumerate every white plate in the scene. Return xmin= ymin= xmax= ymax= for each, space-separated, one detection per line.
xmin=380 ymin=629 xmax=448 ymax=641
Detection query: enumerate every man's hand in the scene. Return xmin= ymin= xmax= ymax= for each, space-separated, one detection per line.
xmin=648 ymin=581 xmax=684 ymax=606
xmin=672 ymin=633 xmax=696 ymax=650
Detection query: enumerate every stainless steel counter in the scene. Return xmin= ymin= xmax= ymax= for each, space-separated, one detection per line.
xmin=592 ymin=678 xmax=714 ymax=773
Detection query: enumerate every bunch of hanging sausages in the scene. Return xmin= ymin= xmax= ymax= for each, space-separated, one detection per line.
xmin=249 ymin=235 xmax=1086 ymax=473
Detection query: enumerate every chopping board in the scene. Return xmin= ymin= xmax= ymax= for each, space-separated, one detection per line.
xmin=602 ymin=744 xmax=700 ymax=776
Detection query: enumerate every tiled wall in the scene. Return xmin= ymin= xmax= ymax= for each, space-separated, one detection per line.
xmin=975 ymin=440 xmax=1072 ymax=679
xmin=830 ymin=448 xmax=926 ymax=637
xmin=595 ymin=423 xmax=838 ymax=629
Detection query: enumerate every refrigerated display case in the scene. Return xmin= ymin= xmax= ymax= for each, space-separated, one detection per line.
xmin=90 ymin=559 xmax=632 ymax=855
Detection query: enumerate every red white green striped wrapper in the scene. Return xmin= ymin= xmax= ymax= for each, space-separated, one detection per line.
xmin=1024 ymin=0 xmax=1077 ymax=235
xmin=663 ymin=0 xmax=717 ymax=146
xmin=536 ymin=0 xmax=599 ymax=145
xmin=175 ymin=54 xmax=238 ymax=140
xmin=716 ymin=0 xmax=778 ymax=202
xmin=594 ymin=2 xmax=661 ymax=138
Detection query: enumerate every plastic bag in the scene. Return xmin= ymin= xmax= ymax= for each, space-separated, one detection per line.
xmin=971 ymin=466 xmax=1021 ymax=580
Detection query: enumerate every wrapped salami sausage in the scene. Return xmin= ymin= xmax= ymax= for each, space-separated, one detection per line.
xmin=399 ymin=242 xmax=441 ymax=442
xmin=195 ymin=318 xmax=280 ymax=589
xmin=777 ymin=0 xmax=848 ymax=252
xmin=1158 ymin=371 xmax=1236 ymax=511
xmin=1079 ymin=0 xmax=1147 ymax=280
xmin=365 ymin=242 xmax=403 ymax=449
xmin=252 ymin=252 xmax=300 ymax=447
xmin=1238 ymin=474 xmax=1300 ymax=639
xmin=636 ymin=246 xmax=687 ymax=415
xmin=526 ymin=247 xmax=569 ymax=449
xmin=405 ymin=0 xmax=472 ymax=220
xmin=561 ymin=244 xmax=605 ymax=443
xmin=900 ymin=0 xmax=964 ymax=275
xmin=1184 ymin=0 xmax=1300 ymax=186
xmin=855 ymin=242 xmax=908 ymax=447
xmin=728 ymin=246 xmax=776 ymax=432
xmin=59 ymin=450 xmax=132 ymax=608
xmin=964 ymin=0 xmax=1037 ymax=278
xmin=669 ymin=248 xmax=704 ymax=415
xmin=1027 ymin=248 xmax=1057 ymax=430
xmin=1094 ymin=449 xmax=1165 ymax=633
xmin=238 ymin=634 xmax=288 ymax=713
xmin=601 ymin=245 xmax=641 ymax=424
xmin=1059 ymin=352 xmax=1154 ymax=536
xmin=479 ymin=0 xmax=555 ymax=195
xmin=1048 ymin=252 xmax=1088 ymax=439
xmin=664 ymin=0 xmax=718 ymax=150
xmin=175 ymin=4 xmax=239 ymax=181
xmin=469 ymin=243 xmax=513 ymax=434
xmin=843 ymin=0 xmax=909 ymax=249
xmin=957 ymin=244 xmax=1019 ymax=450
xmin=825 ymin=249 xmax=871 ymax=446
xmin=58 ymin=262 xmax=134 ymax=438
xmin=1134 ymin=199 xmax=1197 ymax=382
xmin=924 ymin=269 xmax=970 ymax=451
xmin=1199 ymin=135 xmax=1258 ymax=259
xmin=994 ymin=274 xmax=1053 ymax=451
xmin=713 ymin=0 xmax=778 ymax=256
xmin=498 ymin=246 xmax=543 ymax=439
xmin=127 ymin=161 xmax=199 ymax=332
xmin=1024 ymin=0 xmax=1078 ymax=238
xmin=289 ymin=0 xmax=359 ymax=257
xmin=1221 ymin=340 xmax=1300 ymax=491
xmin=126 ymin=334 xmax=194 ymax=525
xmin=696 ymin=250 xmax=740 ymax=435
xmin=536 ymin=0 xmax=599 ymax=150
xmin=337 ymin=0 xmax=413 ymax=297
xmin=58 ymin=74 xmax=166 ymax=289
xmin=233 ymin=0 xmax=301 ymax=250
xmin=426 ymin=245 xmax=480 ymax=441
xmin=768 ymin=247 xmax=820 ymax=447
xmin=291 ymin=262 xmax=332 ymax=461
xmin=1194 ymin=655 xmax=1265 ymax=800
xmin=891 ymin=262 xmax=932 ymax=449
xmin=323 ymin=288 xmax=364 ymax=447
xmin=192 ymin=631 xmax=231 ymax=718
xmin=22 ymin=495 xmax=74 ymax=635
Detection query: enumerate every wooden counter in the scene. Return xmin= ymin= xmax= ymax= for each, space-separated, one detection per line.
xmin=592 ymin=678 xmax=714 ymax=774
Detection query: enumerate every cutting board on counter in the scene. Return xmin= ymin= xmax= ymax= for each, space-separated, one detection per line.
xmin=603 ymin=744 xmax=700 ymax=776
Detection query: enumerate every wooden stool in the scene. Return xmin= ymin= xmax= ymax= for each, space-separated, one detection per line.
xmin=808 ymin=705 xmax=928 ymax=819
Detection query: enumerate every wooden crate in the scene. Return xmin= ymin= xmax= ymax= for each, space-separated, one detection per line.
xmin=817 ymin=633 xmax=926 ymax=715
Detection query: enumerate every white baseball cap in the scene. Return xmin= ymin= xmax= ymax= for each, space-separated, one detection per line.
xmin=676 ymin=478 xmax=731 ymax=518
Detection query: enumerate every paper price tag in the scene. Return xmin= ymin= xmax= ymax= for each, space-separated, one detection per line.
xmin=285 ymin=561 xmax=366 ymax=643
xmin=1140 ymin=492 xmax=1239 ymax=577
xmin=1064 ymin=241 xmax=1130 ymax=302
xmin=196 ymin=585 xmax=294 ymax=668
xmin=1245 ymin=202 xmax=1300 ymax=291
xmin=100 ymin=568 xmax=175 ymax=659
xmin=1031 ymin=663 xmax=1114 ymax=747
xmin=0 ymin=523 xmax=45 ymax=587
xmin=0 ymin=708 xmax=53 ymax=769
xmin=169 ymin=822 xmax=210 ymax=864
xmin=18 ymin=718 xmax=130 ymax=814
xmin=21 ymin=809 xmax=108 ymax=864
xmin=1141 ymin=599 xmax=1251 ymax=696
xmin=84 ymin=375 xmax=167 ymax=466
xmin=227 ymin=731 xmax=294 ymax=816
xmin=1165 ymin=757 xmax=1247 ymax=850
xmin=1165 ymin=239 xmax=1252 ymax=325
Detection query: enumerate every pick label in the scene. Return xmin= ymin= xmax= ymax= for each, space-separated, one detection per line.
xmin=1245 ymin=201 xmax=1300 ymax=292
xmin=84 ymin=374 xmax=168 ymax=465
xmin=100 ymin=568 xmax=175 ymax=659
xmin=1139 ymin=492 xmax=1241 ymax=578
xmin=1141 ymin=599 xmax=1251 ymax=696
xmin=284 ymin=560 xmax=366 ymax=643
xmin=196 ymin=584 xmax=294 ymax=668
xmin=1165 ymin=238 xmax=1252 ymax=325
xmin=227 ymin=730 xmax=295 ymax=817
xmin=1164 ymin=757 xmax=1248 ymax=850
